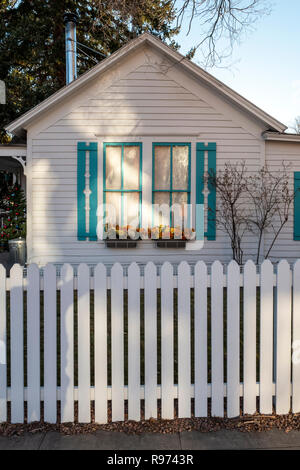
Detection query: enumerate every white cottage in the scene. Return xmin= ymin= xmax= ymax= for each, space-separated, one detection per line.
xmin=4 ymin=32 xmax=300 ymax=266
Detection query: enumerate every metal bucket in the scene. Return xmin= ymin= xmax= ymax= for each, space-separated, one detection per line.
xmin=8 ymin=238 xmax=26 ymax=265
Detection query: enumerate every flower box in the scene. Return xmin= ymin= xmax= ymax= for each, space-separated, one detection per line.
xmin=105 ymin=239 xmax=138 ymax=249
xmin=155 ymin=239 xmax=187 ymax=248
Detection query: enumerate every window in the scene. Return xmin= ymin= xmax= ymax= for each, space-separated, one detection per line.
xmin=103 ymin=143 xmax=142 ymax=228
xmin=152 ymin=143 xmax=191 ymax=226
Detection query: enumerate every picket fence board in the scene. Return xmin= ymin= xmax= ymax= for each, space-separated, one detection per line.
xmin=0 ymin=260 xmax=300 ymax=424
xmin=161 ymin=262 xmax=174 ymax=420
xmin=78 ymin=263 xmax=91 ymax=423
xmin=276 ymin=260 xmax=292 ymax=414
xmin=0 ymin=265 xmax=6 ymax=422
xmin=111 ymin=263 xmax=124 ymax=422
xmin=27 ymin=263 xmax=40 ymax=422
xmin=178 ymin=262 xmax=191 ymax=418
xmin=227 ymin=261 xmax=240 ymax=418
xmin=128 ymin=263 xmax=141 ymax=421
xmin=94 ymin=263 xmax=108 ymax=423
xmin=194 ymin=261 xmax=208 ymax=417
xmin=211 ymin=261 xmax=224 ymax=417
xmin=10 ymin=264 xmax=24 ymax=423
xmin=260 ymin=260 xmax=274 ymax=415
xmin=144 ymin=262 xmax=157 ymax=420
xmin=44 ymin=263 xmax=57 ymax=423
xmin=243 ymin=260 xmax=257 ymax=415
xmin=60 ymin=263 xmax=74 ymax=422
xmin=293 ymin=260 xmax=300 ymax=413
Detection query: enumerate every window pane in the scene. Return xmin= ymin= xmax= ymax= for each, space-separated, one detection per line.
xmin=154 ymin=146 xmax=170 ymax=190
xmin=172 ymin=192 xmax=188 ymax=227
xmin=172 ymin=146 xmax=189 ymax=190
xmin=106 ymin=146 xmax=121 ymax=189
xmin=105 ymin=192 xmax=121 ymax=226
xmin=123 ymin=192 xmax=140 ymax=228
xmin=154 ymin=192 xmax=170 ymax=226
xmin=123 ymin=146 xmax=140 ymax=190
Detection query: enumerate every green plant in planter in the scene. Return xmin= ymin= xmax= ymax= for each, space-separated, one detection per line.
xmin=0 ymin=184 xmax=26 ymax=244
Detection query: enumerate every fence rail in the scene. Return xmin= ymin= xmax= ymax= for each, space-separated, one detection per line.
xmin=0 ymin=259 xmax=299 ymax=424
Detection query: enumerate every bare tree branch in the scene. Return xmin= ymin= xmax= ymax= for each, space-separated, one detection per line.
xmin=208 ymin=161 xmax=249 ymax=264
xmin=173 ymin=0 xmax=272 ymax=66
xmin=246 ymin=163 xmax=296 ymax=263
xmin=291 ymin=116 xmax=300 ymax=134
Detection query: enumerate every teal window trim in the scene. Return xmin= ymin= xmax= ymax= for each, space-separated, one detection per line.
xmin=196 ymin=142 xmax=216 ymax=241
xmin=294 ymin=172 xmax=300 ymax=241
xmin=77 ymin=142 xmax=98 ymax=241
xmin=103 ymin=142 xmax=143 ymax=227
xmin=152 ymin=143 xmax=191 ymax=226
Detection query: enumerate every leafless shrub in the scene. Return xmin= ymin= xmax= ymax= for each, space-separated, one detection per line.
xmin=246 ymin=164 xmax=296 ymax=263
xmin=210 ymin=161 xmax=297 ymax=264
xmin=209 ymin=161 xmax=248 ymax=264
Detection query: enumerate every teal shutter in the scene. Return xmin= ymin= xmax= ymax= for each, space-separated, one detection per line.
xmin=77 ymin=142 xmax=98 ymax=241
xmin=294 ymin=172 xmax=300 ymax=240
xmin=196 ymin=142 xmax=216 ymax=241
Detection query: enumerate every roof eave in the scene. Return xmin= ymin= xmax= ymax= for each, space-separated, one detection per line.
xmin=263 ymin=132 xmax=300 ymax=142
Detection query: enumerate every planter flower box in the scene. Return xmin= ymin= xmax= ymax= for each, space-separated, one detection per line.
xmin=103 ymin=224 xmax=139 ymax=248
xmin=152 ymin=225 xmax=195 ymax=248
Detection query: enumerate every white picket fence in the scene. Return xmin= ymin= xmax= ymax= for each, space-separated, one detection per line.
xmin=0 ymin=259 xmax=300 ymax=424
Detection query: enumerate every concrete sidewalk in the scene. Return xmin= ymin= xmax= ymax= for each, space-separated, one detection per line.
xmin=0 ymin=429 xmax=299 ymax=450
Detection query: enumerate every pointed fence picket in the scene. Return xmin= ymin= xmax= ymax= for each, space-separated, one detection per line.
xmin=43 ymin=263 xmax=57 ymax=423
xmin=0 ymin=259 xmax=300 ymax=424
xmin=111 ymin=263 xmax=124 ymax=422
xmin=260 ymin=260 xmax=274 ymax=414
xmin=10 ymin=264 xmax=24 ymax=423
xmin=128 ymin=263 xmax=141 ymax=421
xmin=78 ymin=263 xmax=91 ymax=423
xmin=161 ymin=262 xmax=174 ymax=420
xmin=227 ymin=261 xmax=240 ymax=418
xmin=60 ymin=263 xmax=74 ymax=423
xmin=144 ymin=262 xmax=157 ymax=420
xmin=0 ymin=265 xmax=6 ymax=422
xmin=27 ymin=263 xmax=40 ymax=422
xmin=211 ymin=261 xmax=224 ymax=417
xmin=243 ymin=260 xmax=257 ymax=415
xmin=293 ymin=260 xmax=300 ymax=413
xmin=94 ymin=263 xmax=107 ymax=424
xmin=276 ymin=260 xmax=292 ymax=415
xmin=194 ymin=261 xmax=207 ymax=417
xmin=178 ymin=262 xmax=191 ymax=418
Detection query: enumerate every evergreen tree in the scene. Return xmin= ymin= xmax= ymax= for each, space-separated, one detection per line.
xmin=0 ymin=0 xmax=177 ymax=142
xmin=0 ymin=184 xmax=26 ymax=241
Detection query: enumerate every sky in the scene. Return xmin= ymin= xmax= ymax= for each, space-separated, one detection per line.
xmin=176 ymin=0 xmax=300 ymax=131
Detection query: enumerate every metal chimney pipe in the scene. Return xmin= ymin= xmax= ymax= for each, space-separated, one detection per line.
xmin=63 ymin=12 xmax=78 ymax=85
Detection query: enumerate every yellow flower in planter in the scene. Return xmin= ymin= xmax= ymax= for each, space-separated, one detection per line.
xmin=161 ymin=226 xmax=171 ymax=239
xmin=107 ymin=226 xmax=117 ymax=239
xmin=139 ymin=227 xmax=149 ymax=240
xmin=174 ymin=226 xmax=183 ymax=239
xmin=151 ymin=226 xmax=159 ymax=239
xmin=118 ymin=227 xmax=128 ymax=239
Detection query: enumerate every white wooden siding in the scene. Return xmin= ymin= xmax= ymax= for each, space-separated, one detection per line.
xmin=264 ymin=141 xmax=300 ymax=262
xmin=29 ymin=51 xmax=269 ymax=265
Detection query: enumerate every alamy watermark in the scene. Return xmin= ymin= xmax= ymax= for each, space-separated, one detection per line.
xmin=96 ymin=202 xmax=205 ymax=250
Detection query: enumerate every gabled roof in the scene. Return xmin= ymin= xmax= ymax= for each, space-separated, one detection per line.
xmin=6 ymin=32 xmax=287 ymax=135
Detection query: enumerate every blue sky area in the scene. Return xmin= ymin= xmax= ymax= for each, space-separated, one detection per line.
xmin=177 ymin=0 xmax=300 ymax=131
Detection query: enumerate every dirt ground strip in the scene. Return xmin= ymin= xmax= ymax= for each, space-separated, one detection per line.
xmin=1 ymin=413 xmax=300 ymax=437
